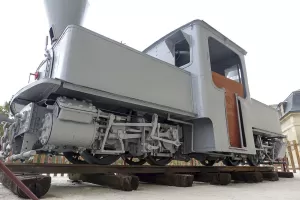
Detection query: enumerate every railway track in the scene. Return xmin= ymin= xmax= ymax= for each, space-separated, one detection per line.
xmin=0 ymin=164 xmax=294 ymax=199
xmin=4 ymin=163 xmax=275 ymax=174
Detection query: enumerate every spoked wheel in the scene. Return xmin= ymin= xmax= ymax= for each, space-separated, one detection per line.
xmin=222 ymin=157 xmax=241 ymax=166
xmin=80 ymin=151 xmax=120 ymax=165
xmin=247 ymin=154 xmax=260 ymax=166
xmin=200 ymin=159 xmax=216 ymax=166
xmin=123 ymin=156 xmax=147 ymax=165
xmin=63 ymin=152 xmax=88 ymax=164
xmin=146 ymin=156 xmax=172 ymax=166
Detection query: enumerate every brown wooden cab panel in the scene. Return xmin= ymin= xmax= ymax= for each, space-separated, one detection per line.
xmin=212 ymin=72 xmax=244 ymax=148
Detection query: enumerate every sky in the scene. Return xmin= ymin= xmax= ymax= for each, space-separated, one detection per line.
xmin=0 ymin=0 xmax=299 ymax=106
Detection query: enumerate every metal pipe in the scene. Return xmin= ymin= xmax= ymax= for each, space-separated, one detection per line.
xmin=9 ymin=150 xmax=36 ymax=161
xmin=0 ymin=160 xmax=39 ymax=200
xmin=0 ymin=114 xmax=13 ymax=124
xmin=112 ymin=123 xmax=153 ymax=127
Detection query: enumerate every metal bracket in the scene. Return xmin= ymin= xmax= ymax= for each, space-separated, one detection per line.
xmin=99 ymin=114 xmax=125 ymax=154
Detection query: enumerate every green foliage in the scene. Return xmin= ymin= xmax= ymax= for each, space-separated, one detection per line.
xmin=0 ymin=102 xmax=10 ymax=137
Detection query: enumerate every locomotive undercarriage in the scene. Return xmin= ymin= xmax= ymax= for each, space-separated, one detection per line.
xmin=191 ymin=134 xmax=286 ymax=167
xmin=0 ymin=96 xmax=184 ymax=166
xmin=0 ymin=96 xmax=286 ymax=166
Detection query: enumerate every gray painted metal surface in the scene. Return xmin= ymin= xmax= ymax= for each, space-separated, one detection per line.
xmin=51 ymin=25 xmax=195 ymax=117
xmin=250 ymin=99 xmax=282 ymax=134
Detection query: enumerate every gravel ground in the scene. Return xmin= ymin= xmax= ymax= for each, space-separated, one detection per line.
xmin=1 ymin=173 xmax=299 ymax=200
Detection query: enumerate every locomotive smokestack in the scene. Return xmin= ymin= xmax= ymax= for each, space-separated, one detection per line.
xmin=43 ymin=0 xmax=88 ymax=44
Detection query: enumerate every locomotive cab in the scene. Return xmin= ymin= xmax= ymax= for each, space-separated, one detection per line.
xmin=144 ymin=20 xmax=284 ymax=163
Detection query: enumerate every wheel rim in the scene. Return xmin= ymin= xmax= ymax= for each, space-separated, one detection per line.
xmin=200 ymin=159 xmax=215 ymax=166
xmin=222 ymin=158 xmax=240 ymax=166
xmin=63 ymin=152 xmax=87 ymax=164
xmin=146 ymin=156 xmax=172 ymax=166
xmin=247 ymin=154 xmax=260 ymax=166
xmin=123 ymin=156 xmax=147 ymax=165
xmin=80 ymin=151 xmax=120 ymax=165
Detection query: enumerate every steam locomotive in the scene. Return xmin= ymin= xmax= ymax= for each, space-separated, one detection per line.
xmin=0 ymin=0 xmax=286 ymax=166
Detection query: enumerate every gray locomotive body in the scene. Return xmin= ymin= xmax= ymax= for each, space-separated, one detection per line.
xmin=0 ymin=0 xmax=286 ymax=166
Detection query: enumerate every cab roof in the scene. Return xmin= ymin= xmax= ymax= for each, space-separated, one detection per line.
xmin=143 ymin=19 xmax=247 ymax=56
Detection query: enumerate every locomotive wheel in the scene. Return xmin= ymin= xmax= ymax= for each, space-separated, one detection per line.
xmin=123 ymin=156 xmax=147 ymax=165
xmin=63 ymin=152 xmax=88 ymax=164
xmin=80 ymin=151 xmax=120 ymax=165
xmin=146 ymin=156 xmax=172 ymax=166
xmin=222 ymin=157 xmax=241 ymax=166
xmin=200 ymin=159 xmax=216 ymax=166
xmin=247 ymin=154 xmax=260 ymax=166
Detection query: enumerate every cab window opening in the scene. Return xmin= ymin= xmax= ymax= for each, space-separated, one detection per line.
xmin=208 ymin=37 xmax=246 ymax=97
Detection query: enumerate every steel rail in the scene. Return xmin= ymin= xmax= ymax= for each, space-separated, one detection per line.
xmin=5 ymin=164 xmax=274 ymax=174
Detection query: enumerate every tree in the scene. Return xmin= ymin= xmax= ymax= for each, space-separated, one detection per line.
xmin=0 ymin=102 xmax=10 ymax=137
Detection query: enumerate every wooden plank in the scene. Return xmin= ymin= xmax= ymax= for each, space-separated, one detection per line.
xmin=261 ymin=172 xmax=279 ymax=181
xmin=137 ymin=173 xmax=194 ymax=187
xmin=53 ymin=155 xmax=57 ymax=176
xmin=292 ymin=140 xmax=300 ymax=170
xmin=190 ymin=158 xmax=194 ymax=166
xmin=277 ymin=172 xmax=294 ymax=178
xmin=194 ymin=173 xmax=231 ymax=185
xmin=58 ymin=156 xmax=64 ymax=176
xmin=287 ymin=141 xmax=296 ymax=173
xmin=0 ymin=173 xmax=51 ymax=198
xmin=69 ymin=173 xmax=139 ymax=191
xmin=284 ymin=154 xmax=290 ymax=172
xmin=231 ymin=172 xmax=263 ymax=183
xmin=36 ymin=154 xmax=41 ymax=164
xmin=40 ymin=154 xmax=45 ymax=164
xmin=33 ymin=155 xmax=38 ymax=163
xmin=61 ymin=156 xmax=66 ymax=164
